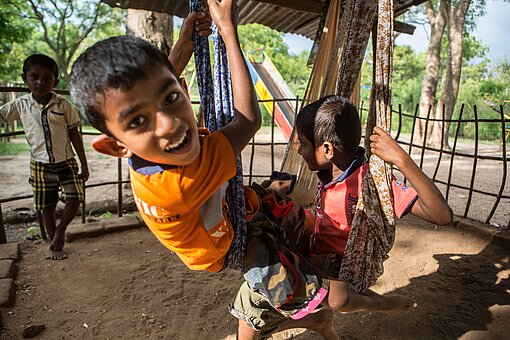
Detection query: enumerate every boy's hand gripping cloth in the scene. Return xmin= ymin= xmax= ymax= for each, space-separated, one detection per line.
xmin=190 ymin=0 xmax=247 ymax=271
xmin=337 ymin=0 xmax=396 ymax=293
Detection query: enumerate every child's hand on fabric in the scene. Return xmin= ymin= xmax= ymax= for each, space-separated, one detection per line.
xmin=177 ymin=11 xmax=212 ymax=51
xmin=208 ymin=0 xmax=236 ymax=33
xmin=369 ymin=126 xmax=409 ymax=168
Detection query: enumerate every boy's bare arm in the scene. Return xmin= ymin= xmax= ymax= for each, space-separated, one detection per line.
xmin=208 ymin=0 xmax=261 ymax=156
xmin=369 ymin=126 xmax=453 ymax=225
xmin=0 ymin=101 xmax=19 ymax=123
xmin=170 ymin=12 xmax=212 ymax=77
xmin=69 ymin=126 xmax=89 ymax=182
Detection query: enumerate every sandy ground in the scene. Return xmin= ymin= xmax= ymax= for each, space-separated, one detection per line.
xmin=1 ymin=130 xmax=509 ymax=339
xmin=1 ymin=216 xmax=509 ymax=339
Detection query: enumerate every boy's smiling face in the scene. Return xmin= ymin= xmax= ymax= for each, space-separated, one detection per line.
xmin=99 ymin=66 xmax=200 ymax=166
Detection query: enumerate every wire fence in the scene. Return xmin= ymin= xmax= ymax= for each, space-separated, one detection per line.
xmin=1 ymin=86 xmax=509 ymax=243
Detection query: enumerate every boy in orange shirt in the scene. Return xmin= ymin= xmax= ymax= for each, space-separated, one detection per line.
xmin=70 ymin=0 xmax=328 ymax=319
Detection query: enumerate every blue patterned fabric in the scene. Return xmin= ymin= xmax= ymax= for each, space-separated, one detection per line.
xmin=190 ymin=0 xmax=247 ymax=271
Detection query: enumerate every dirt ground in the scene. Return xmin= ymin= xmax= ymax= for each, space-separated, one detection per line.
xmin=1 ymin=130 xmax=509 ymax=339
xmin=2 ymin=216 xmax=509 ymax=339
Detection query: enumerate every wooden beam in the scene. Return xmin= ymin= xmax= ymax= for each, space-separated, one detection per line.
xmin=395 ymin=0 xmax=428 ymax=17
xmin=251 ymin=0 xmax=324 ymax=14
xmin=394 ymin=20 xmax=416 ymax=35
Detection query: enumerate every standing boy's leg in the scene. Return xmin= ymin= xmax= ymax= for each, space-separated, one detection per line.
xmin=50 ymin=158 xmax=84 ymax=259
xmin=49 ymin=198 xmax=79 ymax=259
xmin=41 ymin=205 xmax=57 ymax=241
xmin=30 ymin=160 xmax=62 ymax=259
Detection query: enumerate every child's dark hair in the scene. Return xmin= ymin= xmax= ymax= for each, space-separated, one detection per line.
xmin=296 ymin=95 xmax=361 ymax=154
xmin=69 ymin=35 xmax=177 ymax=135
xmin=23 ymin=54 xmax=59 ymax=78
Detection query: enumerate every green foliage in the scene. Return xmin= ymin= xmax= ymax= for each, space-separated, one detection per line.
xmin=361 ymin=33 xmax=508 ymax=142
xmin=0 ymin=0 xmax=34 ymax=81
xmin=392 ymin=45 xmax=427 ymax=114
xmin=361 ymin=43 xmax=426 ymax=116
xmin=238 ymin=24 xmax=311 ymax=98
xmin=100 ymin=211 xmax=113 ymax=219
xmin=479 ymin=80 xmax=506 ymax=97
xmin=0 ymin=0 xmax=125 ymax=85
xmin=0 ymin=140 xmax=29 ymax=155
xmin=454 ymin=54 xmax=509 ymax=141
xmin=27 ymin=226 xmax=38 ymax=236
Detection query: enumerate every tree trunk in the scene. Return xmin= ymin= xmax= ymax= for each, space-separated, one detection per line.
xmin=416 ymin=0 xmax=447 ymax=144
xmin=431 ymin=0 xmax=471 ymax=148
xmin=126 ymin=9 xmax=173 ymax=56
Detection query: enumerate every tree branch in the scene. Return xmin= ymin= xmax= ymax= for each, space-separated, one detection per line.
xmin=28 ymin=0 xmax=57 ymax=55
xmin=425 ymin=1 xmax=436 ymax=23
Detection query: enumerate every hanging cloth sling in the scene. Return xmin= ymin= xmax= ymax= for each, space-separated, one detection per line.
xmin=190 ymin=0 xmax=247 ymax=271
xmin=339 ymin=0 xmax=396 ymax=293
xmin=281 ymin=0 xmax=395 ymax=293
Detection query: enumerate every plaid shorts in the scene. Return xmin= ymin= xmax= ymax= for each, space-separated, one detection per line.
xmin=29 ymin=158 xmax=84 ymax=210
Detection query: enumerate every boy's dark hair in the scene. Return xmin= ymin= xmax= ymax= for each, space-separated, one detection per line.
xmin=296 ymin=95 xmax=361 ymax=154
xmin=23 ymin=54 xmax=59 ymax=78
xmin=69 ymin=35 xmax=177 ymax=135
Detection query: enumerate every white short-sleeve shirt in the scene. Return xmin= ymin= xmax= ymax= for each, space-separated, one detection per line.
xmin=0 ymin=92 xmax=81 ymax=163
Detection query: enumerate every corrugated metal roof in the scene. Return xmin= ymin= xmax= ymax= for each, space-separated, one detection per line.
xmin=101 ymin=0 xmax=423 ymax=40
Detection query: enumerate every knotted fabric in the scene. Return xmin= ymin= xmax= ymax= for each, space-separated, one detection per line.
xmin=190 ymin=0 xmax=247 ymax=270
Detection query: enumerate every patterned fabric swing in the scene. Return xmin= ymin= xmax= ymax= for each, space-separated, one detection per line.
xmin=190 ymin=0 xmax=247 ymax=271
xmin=339 ymin=0 xmax=396 ymax=293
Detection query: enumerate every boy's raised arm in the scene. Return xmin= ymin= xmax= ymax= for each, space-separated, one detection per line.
xmin=170 ymin=11 xmax=212 ymax=77
xmin=369 ymin=126 xmax=453 ymax=226
xmin=207 ymin=0 xmax=261 ymax=156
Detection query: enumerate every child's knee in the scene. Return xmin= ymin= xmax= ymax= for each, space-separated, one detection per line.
xmin=327 ymin=282 xmax=351 ymax=311
xmin=328 ymin=293 xmax=350 ymax=311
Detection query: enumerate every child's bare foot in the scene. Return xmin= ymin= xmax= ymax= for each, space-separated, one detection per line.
xmin=46 ymin=250 xmax=68 ymax=260
xmin=48 ymin=227 xmax=67 ymax=260
xmin=50 ymin=227 xmax=65 ymax=251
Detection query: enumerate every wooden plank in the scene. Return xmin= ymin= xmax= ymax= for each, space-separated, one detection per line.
xmin=394 ymin=20 xmax=416 ymax=35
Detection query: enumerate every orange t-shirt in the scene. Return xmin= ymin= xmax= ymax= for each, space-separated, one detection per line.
xmin=129 ymin=131 xmax=237 ymax=272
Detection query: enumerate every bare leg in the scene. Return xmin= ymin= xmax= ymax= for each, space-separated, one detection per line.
xmin=48 ymin=199 xmax=79 ymax=260
xmin=237 ymin=320 xmax=260 ymax=340
xmin=275 ymin=308 xmax=339 ymax=340
xmin=41 ymin=205 xmax=57 ymax=245
xmin=327 ymin=280 xmax=416 ymax=314
xmin=237 ymin=308 xmax=338 ymax=340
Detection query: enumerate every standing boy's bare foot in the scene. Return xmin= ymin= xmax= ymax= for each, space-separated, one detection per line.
xmin=46 ymin=250 xmax=68 ymax=260
xmin=47 ymin=227 xmax=67 ymax=260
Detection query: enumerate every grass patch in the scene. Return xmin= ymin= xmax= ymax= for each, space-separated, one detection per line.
xmin=0 ymin=141 xmax=29 ymax=156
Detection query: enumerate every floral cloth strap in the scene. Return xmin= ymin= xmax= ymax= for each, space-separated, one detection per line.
xmin=338 ymin=0 xmax=396 ymax=293
xmin=190 ymin=0 xmax=247 ymax=271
